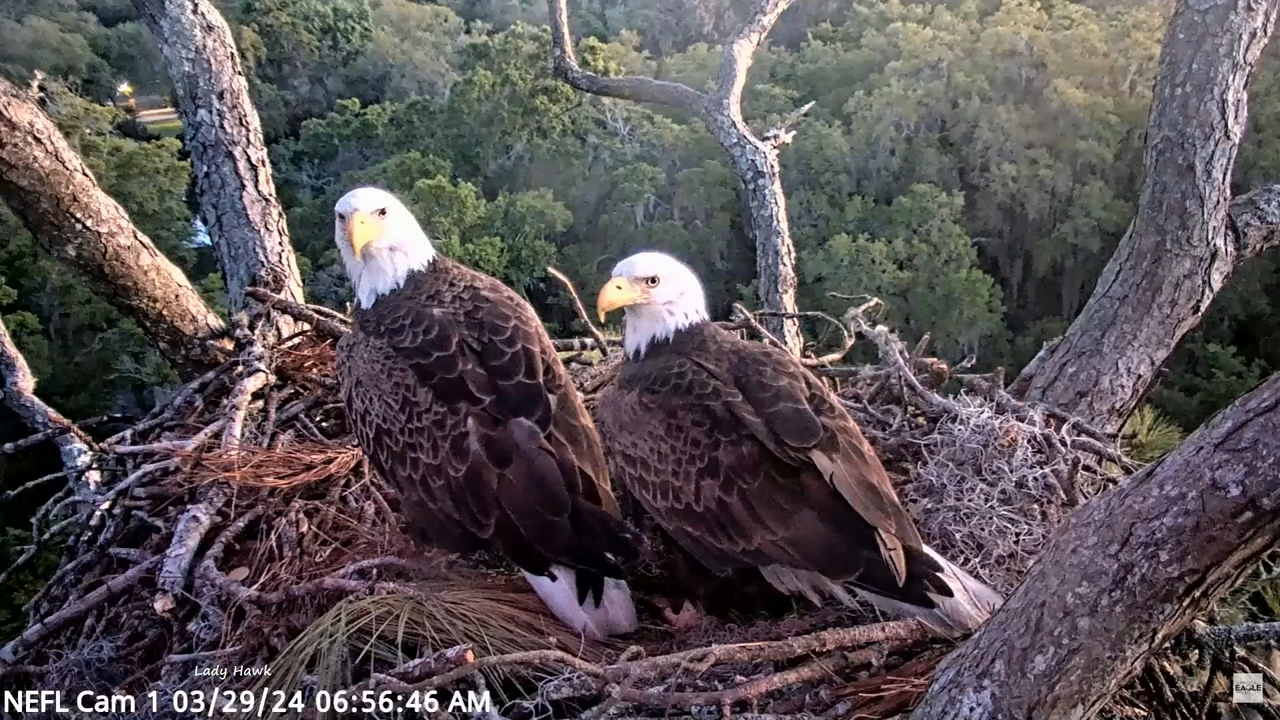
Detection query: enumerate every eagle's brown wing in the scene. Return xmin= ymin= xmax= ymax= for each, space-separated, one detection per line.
xmin=597 ymin=328 xmax=941 ymax=599
xmin=338 ymin=268 xmax=633 ymax=580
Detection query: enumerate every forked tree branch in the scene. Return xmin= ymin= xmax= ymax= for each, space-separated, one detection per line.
xmin=710 ymin=0 xmax=792 ymax=112
xmin=1011 ymin=0 xmax=1280 ymax=432
xmin=545 ymin=0 xmax=805 ymax=356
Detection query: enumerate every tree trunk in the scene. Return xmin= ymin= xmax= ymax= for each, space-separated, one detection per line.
xmin=1011 ymin=0 xmax=1280 ymax=433
xmin=911 ymin=370 xmax=1280 ymax=720
xmin=131 ymin=0 xmax=305 ymax=329
xmin=546 ymin=0 xmax=803 ymax=355
xmin=0 ymin=77 xmax=227 ymax=372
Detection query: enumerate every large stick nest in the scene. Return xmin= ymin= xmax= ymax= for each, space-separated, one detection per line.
xmin=0 ymin=290 xmax=1150 ymax=719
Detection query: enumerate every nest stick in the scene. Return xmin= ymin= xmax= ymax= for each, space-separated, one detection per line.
xmin=404 ymin=620 xmax=930 ymax=696
xmin=753 ymin=309 xmax=857 ymax=366
xmin=347 ymin=645 xmax=477 ymax=693
xmin=1 ymin=415 xmax=124 ymax=455
xmin=731 ymin=303 xmax=789 ymax=352
xmin=0 ymin=469 xmax=72 ymax=502
xmin=111 ymin=419 xmax=227 ymax=454
xmin=246 ymin=287 xmax=351 ymax=339
xmin=616 ymin=653 xmax=850 ymax=708
xmin=153 ymin=485 xmax=230 ymax=615
xmin=553 ymin=337 xmax=610 ymax=352
xmin=106 ymin=361 xmax=236 ymax=446
xmin=0 ymin=556 xmax=160 ymax=670
xmin=547 ymin=266 xmax=611 ymax=354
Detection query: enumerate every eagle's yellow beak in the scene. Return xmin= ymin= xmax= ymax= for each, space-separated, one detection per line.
xmin=597 ymin=276 xmax=644 ymax=323
xmin=347 ymin=210 xmax=382 ymax=260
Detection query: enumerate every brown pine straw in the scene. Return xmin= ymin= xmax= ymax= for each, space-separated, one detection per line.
xmin=184 ymin=442 xmax=363 ymax=489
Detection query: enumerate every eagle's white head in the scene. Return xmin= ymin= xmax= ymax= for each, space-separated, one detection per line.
xmin=334 ymin=186 xmax=436 ymax=309
xmin=596 ymin=251 xmax=709 ymax=358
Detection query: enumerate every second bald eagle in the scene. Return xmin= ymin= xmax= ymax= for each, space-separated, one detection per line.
xmin=595 ymin=252 xmax=1002 ymax=635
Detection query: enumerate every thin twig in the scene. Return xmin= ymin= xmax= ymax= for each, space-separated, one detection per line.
xmin=731 ymin=303 xmax=789 ymax=352
xmin=547 ymin=266 xmax=611 ymax=354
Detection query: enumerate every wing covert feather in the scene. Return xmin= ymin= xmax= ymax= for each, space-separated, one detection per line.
xmin=597 ymin=326 xmax=921 ymax=584
xmin=338 ymin=264 xmax=624 ymax=573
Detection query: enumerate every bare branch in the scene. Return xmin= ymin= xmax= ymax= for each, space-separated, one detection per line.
xmin=1229 ymin=182 xmax=1280 ymax=258
xmin=546 ymin=0 xmax=706 ymax=113
xmin=546 ymin=266 xmax=611 ymax=354
xmin=0 ymin=556 xmax=161 ymax=670
xmin=545 ymin=0 xmax=803 ymax=355
xmin=246 ymin=287 xmax=350 ymax=339
xmin=2 ymin=415 xmax=127 ymax=455
xmin=710 ymin=0 xmax=795 ymax=113
xmin=153 ymin=485 xmax=229 ymax=615
xmin=0 ymin=315 xmax=100 ymax=494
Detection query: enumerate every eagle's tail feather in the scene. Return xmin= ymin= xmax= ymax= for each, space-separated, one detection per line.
xmin=758 ymin=545 xmax=1002 ymax=638
xmin=850 ymin=544 xmax=1002 ymax=636
xmin=522 ymin=565 xmax=637 ymax=640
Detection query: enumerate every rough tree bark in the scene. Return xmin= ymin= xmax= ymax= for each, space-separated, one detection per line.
xmin=911 ymin=370 xmax=1280 ymax=720
xmin=1012 ymin=0 xmax=1280 ymax=433
xmin=0 ymin=77 xmax=227 ymax=372
xmin=131 ymin=0 xmax=305 ymax=330
xmin=546 ymin=0 xmax=803 ymax=355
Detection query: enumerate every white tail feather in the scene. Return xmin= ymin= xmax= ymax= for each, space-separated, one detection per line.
xmin=757 ymin=544 xmax=1003 ymax=637
xmin=522 ymin=565 xmax=638 ymax=639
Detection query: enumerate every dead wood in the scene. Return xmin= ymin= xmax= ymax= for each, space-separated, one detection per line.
xmin=545 ymin=0 xmax=805 ymax=354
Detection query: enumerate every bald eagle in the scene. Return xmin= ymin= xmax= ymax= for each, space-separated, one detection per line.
xmin=594 ymin=252 xmax=1002 ymax=636
xmin=332 ymin=187 xmax=639 ymax=639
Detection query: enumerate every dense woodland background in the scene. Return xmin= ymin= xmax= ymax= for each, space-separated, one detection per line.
xmin=1 ymin=0 xmax=1275 ymax=640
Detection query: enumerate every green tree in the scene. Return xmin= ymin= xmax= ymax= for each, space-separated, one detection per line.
xmin=798 ymin=184 xmax=1006 ymax=360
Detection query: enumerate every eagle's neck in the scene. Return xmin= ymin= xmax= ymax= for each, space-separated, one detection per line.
xmin=623 ymin=303 xmax=709 ymax=359
xmin=351 ymin=244 xmax=437 ymax=309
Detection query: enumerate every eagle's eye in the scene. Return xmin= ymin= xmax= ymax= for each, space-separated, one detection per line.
xmin=337 ymin=212 xmax=347 ymax=222
xmin=375 ymin=208 xmax=388 ymax=218
xmin=644 ymin=276 xmax=661 ymax=288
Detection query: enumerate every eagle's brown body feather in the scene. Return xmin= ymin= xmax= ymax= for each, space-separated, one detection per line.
xmin=337 ymin=257 xmax=636 ymax=605
xmin=597 ymin=321 xmax=963 ymax=614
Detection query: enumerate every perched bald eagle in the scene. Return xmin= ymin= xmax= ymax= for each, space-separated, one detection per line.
xmin=594 ymin=252 xmax=1002 ymax=636
xmin=332 ymin=186 xmax=639 ymax=639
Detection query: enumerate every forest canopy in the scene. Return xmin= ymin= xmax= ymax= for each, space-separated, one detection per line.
xmin=0 ymin=0 xmax=1272 ymax=434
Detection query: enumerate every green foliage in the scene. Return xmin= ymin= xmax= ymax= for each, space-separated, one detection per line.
xmin=1149 ymin=342 xmax=1269 ymax=432
xmin=0 ymin=0 xmax=166 ymax=97
xmin=0 ymin=528 xmax=60 ymax=638
xmin=1120 ymin=405 xmax=1186 ymax=465
xmin=798 ymin=184 xmax=1006 ymax=360
xmin=3 ymin=0 xmax=1279 ymax=440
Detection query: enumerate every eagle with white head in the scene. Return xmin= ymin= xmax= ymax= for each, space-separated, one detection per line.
xmin=594 ymin=251 xmax=1003 ymax=636
xmin=332 ymin=186 xmax=639 ymax=640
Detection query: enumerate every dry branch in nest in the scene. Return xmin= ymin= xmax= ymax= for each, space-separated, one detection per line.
xmin=0 ymin=284 xmax=1167 ymax=719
